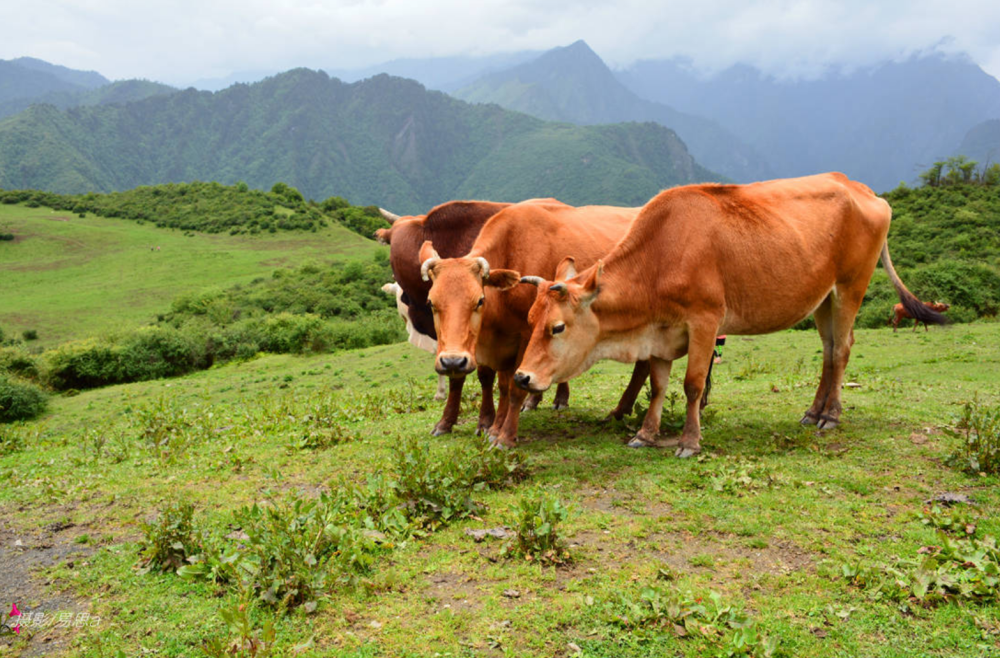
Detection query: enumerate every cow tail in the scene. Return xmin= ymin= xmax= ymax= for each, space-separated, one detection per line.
xmin=879 ymin=241 xmax=948 ymax=327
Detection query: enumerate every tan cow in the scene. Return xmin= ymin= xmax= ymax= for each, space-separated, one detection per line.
xmin=375 ymin=200 xmax=573 ymax=436
xmin=890 ymin=300 xmax=950 ymax=332
xmin=419 ymin=199 xmax=650 ymax=447
xmin=513 ymin=173 xmax=946 ymax=457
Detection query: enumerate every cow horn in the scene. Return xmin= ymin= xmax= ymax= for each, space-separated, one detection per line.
xmin=421 ymin=256 xmax=439 ymax=281
xmin=476 ymin=257 xmax=490 ymax=279
xmin=549 ymin=283 xmax=568 ymax=293
xmin=520 ymin=276 xmax=544 ymax=286
xmin=379 ymin=208 xmax=401 ymax=223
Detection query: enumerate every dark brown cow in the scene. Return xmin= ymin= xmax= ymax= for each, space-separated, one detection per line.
xmin=891 ymin=301 xmax=950 ymax=332
xmin=513 ymin=173 xmax=947 ymax=457
xmin=375 ymin=200 xmax=573 ymax=435
xmin=418 ymin=199 xmax=651 ymax=447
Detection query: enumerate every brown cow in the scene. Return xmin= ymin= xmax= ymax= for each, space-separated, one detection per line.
xmin=375 ymin=200 xmax=572 ymax=435
xmin=418 ymin=199 xmax=651 ymax=447
xmin=891 ymin=301 xmax=950 ymax=332
xmin=513 ymin=173 xmax=946 ymax=457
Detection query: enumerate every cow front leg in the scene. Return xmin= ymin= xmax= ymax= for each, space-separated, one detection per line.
xmin=433 ymin=375 xmax=466 ymax=436
xmin=487 ymin=370 xmax=513 ymax=441
xmin=475 ymin=366 xmax=496 ymax=435
xmin=608 ymin=360 xmax=651 ymax=420
xmin=493 ymin=377 xmax=529 ymax=449
xmin=627 ymin=358 xmax=672 ymax=448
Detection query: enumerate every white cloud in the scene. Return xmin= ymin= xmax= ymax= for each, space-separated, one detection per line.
xmin=1 ymin=0 xmax=999 ymax=83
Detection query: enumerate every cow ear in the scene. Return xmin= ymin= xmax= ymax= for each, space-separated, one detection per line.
xmin=579 ymin=261 xmax=602 ymax=307
xmin=418 ymin=241 xmax=440 ymax=263
xmin=374 ymin=227 xmax=391 ymax=245
xmin=555 ymin=256 xmax=577 ymax=281
xmin=485 ymin=269 xmax=521 ymax=291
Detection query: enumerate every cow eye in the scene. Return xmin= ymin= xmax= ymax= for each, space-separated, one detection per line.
xmin=552 ymin=323 xmax=566 ymax=335
xmin=476 ymin=296 xmax=485 ymax=308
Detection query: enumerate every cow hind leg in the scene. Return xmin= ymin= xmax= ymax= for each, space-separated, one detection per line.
xmin=816 ymin=287 xmax=866 ymax=430
xmin=476 ymin=366 xmax=496 ymax=435
xmin=552 ymin=382 xmax=570 ymax=410
xmin=675 ymin=328 xmax=718 ymax=458
xmin=608 ymin=360 xmax=651 ymax=420
xmin=802 ymin=295 xmax=835 ymax=425
xmin=434 ymin=374 xmax=448 ymax=401
xmin=627 ymin=357 xmax=673 ymax=448
xmin=521 ymin=392 xmax=542 ymax=412
xmin=433 ymin=375 xmax=466 ymax=436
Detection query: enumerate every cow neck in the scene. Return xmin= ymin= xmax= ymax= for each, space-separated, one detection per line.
xmin=588 ymin=239 xmax=660 ymax=336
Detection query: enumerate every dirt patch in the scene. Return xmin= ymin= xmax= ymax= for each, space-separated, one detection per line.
xmin=423 ymin=571 xmax=482 ymax=613
xmin=46 ymin=217 xmax=72 ymax=222
xmin=0 ymin=522 xmax=95 ymax=657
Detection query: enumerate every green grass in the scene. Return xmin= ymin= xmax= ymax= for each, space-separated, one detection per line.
xmin=1 ymin=324 xmax=999 ymax=657
xmin=0 ymin=204 xmax=380 ymax=346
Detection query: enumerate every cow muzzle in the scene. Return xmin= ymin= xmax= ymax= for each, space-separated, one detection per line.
xmin=513 ymin=370 xmax=549 ymax=393
xmin=436 ymin=352 xmax=475 ymax=376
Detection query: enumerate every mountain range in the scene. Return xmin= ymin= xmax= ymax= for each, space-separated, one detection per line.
xmin=1 ymin=43 xmax=999 ymax=207
xmin=0 ymin=68 xmax=715 ymax=212
xmin=452 ymin=41 xmax=772 ymax=183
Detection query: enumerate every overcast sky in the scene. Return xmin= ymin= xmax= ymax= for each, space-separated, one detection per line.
xmin=3 ymin=0 xmax=1000 ymax=85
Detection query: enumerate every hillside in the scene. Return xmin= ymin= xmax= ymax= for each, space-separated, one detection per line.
xmin=0 ymin=78 xmax=177 ymax=119
xmin=617 ymin=53 xmax=1000 ymax=192
xmin=454 ymin=41 xmax=772 ymax=183
xmin=955 ymin=120 xmax=1000 ymax=165
xmin=0 ymin=185 xmax=389 ymax=346
xmin=0 ymin=69 xmax=719 ymax=213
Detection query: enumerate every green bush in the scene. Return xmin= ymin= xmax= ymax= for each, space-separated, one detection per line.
xmin=138 ymin=502 xmax=202 ymax=572
xmin=501 ymin=493 xmax=571 ymax=565
xmin=0 ymin=346 xmax=39 ymax=380
xmin=0 ymin=375 xmax=48 ymax=423
xmin=42 ymin=328 xmax=207 ymax=390
xmin=947 ymin=398 xmax=1000 ymax=474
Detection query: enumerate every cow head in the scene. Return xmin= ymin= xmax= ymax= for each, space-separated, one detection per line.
xmin=514 ymin=257 xmax=602 ymax=392
xmin=419 ymin=241 xmax=519 ymax=376
xmin=929 ymin=301 xmax=951 ymax=312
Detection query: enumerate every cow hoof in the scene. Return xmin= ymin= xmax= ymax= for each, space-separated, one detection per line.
xmin=800 ymin=414 xmax=819 ymax=426
xmin=521 ymin=403 xmax=535 ymax=412
xmin=674 ymin=447 xmax=700 ymax=459
xmin=433 ymin=394 xmax=447 ymax=402
xmin=553 ymin=403 xmax=568 ymax=411
xmin=627 ymin=437 xmax=654 ymax=448
xmin=817 ymin=417 xmax=839 ymax=431
xmin=432 ymin=427 xmax=451 ymax=437
xmin=489 ymin=437 xmax=514 ymax=450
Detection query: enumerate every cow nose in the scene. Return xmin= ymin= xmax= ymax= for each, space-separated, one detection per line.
xmin=514 ymin=372 xmax=531 ymax=390
xmin=440 ymin=355 xmax=469 ymax=372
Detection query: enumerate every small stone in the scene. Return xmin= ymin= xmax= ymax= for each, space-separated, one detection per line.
xmin=502 ymin=589 xmax=520 ymax=598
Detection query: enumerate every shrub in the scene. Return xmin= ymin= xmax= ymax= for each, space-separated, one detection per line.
xmin=947 ymin=398 xmax=1000 ymax=474
xmin=501 ymin=493 xmax=571 ymax=565
xmin=22 ymin=329 xmax=38 ymax=341
xmin=0 ymin=346 xmax=39 ymax=380
xmin=138 ymin=502 xmax=202 ymax=572
xmin=0 ymin=375 xmax=48 ymax=423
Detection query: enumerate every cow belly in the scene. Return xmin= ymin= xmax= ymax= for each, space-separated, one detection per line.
xmin=720 ymin=284 xmax=834 ymax=335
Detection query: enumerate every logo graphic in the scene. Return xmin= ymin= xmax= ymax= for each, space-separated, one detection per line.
xmin=1 ymin=602 xmax=21 ymax=636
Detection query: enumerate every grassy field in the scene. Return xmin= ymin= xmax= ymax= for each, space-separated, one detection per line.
xmin=1 ymin=322 xmax=998 ymax=657
xmin=0 ymin=205 xmax=379 ymax=346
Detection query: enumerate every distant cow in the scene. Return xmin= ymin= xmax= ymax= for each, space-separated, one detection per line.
xmin=891 ymin=301 xmax=950 ymax=332
xmin=382 ymin=282 xmax=448 ymax=400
